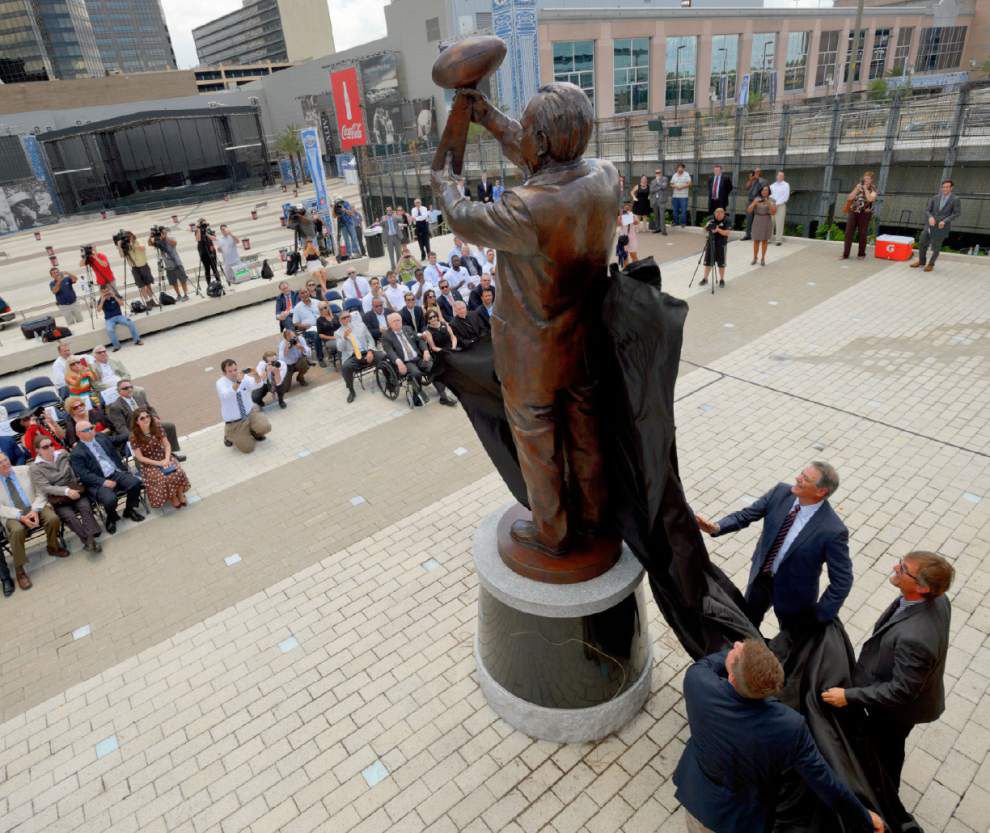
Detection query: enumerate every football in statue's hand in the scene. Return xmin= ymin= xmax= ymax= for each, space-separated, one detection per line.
xmin=432 ymin=36 xmax=507 ymax=90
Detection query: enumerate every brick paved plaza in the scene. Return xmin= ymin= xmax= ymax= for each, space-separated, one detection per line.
xmin=0 ymin=200 xmax=987 ymax=833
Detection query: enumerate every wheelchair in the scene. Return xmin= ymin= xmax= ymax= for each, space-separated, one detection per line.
xmin=375 ymin=357 xmax=433 ymax=408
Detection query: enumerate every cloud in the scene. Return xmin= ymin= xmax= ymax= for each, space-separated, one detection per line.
xmin=161 ymin=0 xmax=388 ymax=69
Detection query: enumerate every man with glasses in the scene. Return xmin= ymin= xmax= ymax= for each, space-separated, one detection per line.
xmin=399 ymin=292 xmax=426 ymax=334
xmin=69 ymin=423 xmax=144 ymax=534
xmin=362 ymin=297 xmax=389 ymax=342
xmin=30 ymin=436 xmax=102 ymax=553
xmin=335 ymin=310 xmax=382 ymax=404
xmin=106 ymin=380 xmax=184 ymax=461
xmin=340 ymin=267 xmax=370 ymax=301
xmin=381 ymin=313 xmax=455 ymax=407
xmin=695 ymin=462 xmax=853 ymax=631
xmin=89 ymin=345 xmax=131 ymax=405
xmin=436 ymin=279 xmax=463 ymax=322
xmin=821 ymin=551 xmax=953 ymax=818
xmin=0 ymin=451 xmax=66 ymax=593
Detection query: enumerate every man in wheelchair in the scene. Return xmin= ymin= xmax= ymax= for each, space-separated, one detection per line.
xmin=380 ymin=313 xmax=456 ymax=408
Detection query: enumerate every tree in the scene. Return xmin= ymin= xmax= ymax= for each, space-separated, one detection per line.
xmin=274 ymin=125 xmax=306 ymax=187
xmin=747 ymin=89 xmax=766 ymax=112
xmin=867 ymin=78 xmax=889 ymax=102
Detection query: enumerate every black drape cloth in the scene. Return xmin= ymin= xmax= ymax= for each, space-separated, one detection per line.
xmin=437 ymin=257 xmax=906 ymax=832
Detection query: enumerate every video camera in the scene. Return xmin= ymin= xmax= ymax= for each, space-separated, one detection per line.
xmin=197 ymin=219 xmax=215 ymax=238
xmin=80 ymin=244 xmax=94 ymax=259
xmin=150 ymin=225 xmax=168 ymax=244
xmin=332 ymin=200 xmax=345 ymax=218
xmin=112 ymin=229 xmax=132 ymax=254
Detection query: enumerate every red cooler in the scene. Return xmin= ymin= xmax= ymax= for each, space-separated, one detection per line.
xmin=875 ymin=234 xmax=914 ymax=261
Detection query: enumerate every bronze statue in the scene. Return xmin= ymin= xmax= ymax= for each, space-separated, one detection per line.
xmin=432 ymin=49 xmax=620 ymax=568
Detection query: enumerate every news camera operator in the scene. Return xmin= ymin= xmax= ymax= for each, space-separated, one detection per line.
xmin=699 ymin=207 xmax=731 ymax=288
xmin=79 ymin=244 xmax=117 ymax=290
xmin=148 ymin=226 xmax=190 ymax=302
xmin=333 ymin=199 xmax=361 ymax=258
xmin=287 ymin=205 xmax=317 ymax=245
xmin=115 ymin=230 xmax=157 ymax=309
xmin=194 ymin=218 xmax=224 ymax=285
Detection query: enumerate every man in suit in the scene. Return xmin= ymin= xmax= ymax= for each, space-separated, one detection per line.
xmin=336 ymin=310 xmax=383 ymax=404
xmin=434 ymin=82 xmax=616 ymax=555
xmin=274 ymin=282 xmax=298 ymax=332
xmin=69 ymin=421 xmax=144 ymax=534
xmin=696 ymin=461 xmax=853 ymax=629
xmin=0 ymin=451 xmax=67 ymax=593
xmin=450 ymin=301 xmax=483 ymax=349
xmin=362 ymin=297 xmax=389 ymax=342
xmin=675 ymin=640 xmax=884 ymax=833
xmin=648 ymin=168 xmax=669 ymax=234
xmin=381 ymin=313 xmax=455 ymax=406
xmin=436 ymin=278 xmax=463 ymax=321
xmin=470 ymin=287 xmax=495 ymax=336
xmin=477 ymin=172 xmax=495 ymax=203
xmin=821 ymin=551 xmax=953 ymax=801
xmin=399 ymin=292 xmax=426 ymax=334
xmin=911 ymin=179 xmax=962 ymax=273
xmin=707 ymin=163 xmax=733 ymax=215
xmin=468 ymin=273 xmax=495 ymax=311
xmin=380 ymin=206 xmax=404 ymax=269
xmin=105 ymin=380 xmax=184 ymax=461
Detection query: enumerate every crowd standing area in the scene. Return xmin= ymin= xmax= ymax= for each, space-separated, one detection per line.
xmin=0 ymin=177 xmax=986 ymax=833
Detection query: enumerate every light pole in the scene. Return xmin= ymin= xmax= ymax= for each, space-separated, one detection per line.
xmin=675 ymin=43 xmax=687 ymax=123
xmin=717 ymin=47 xmax=727 ymax=108
xmin=761 ymin=40 xmax=773 ymax=101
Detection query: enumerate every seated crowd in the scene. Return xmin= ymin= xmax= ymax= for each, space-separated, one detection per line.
xmin=0 ymin=342 xmax=190 ymax=597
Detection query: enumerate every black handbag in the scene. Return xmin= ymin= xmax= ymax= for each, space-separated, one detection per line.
xmin=159 ymin=291 xmax=176 ymax=306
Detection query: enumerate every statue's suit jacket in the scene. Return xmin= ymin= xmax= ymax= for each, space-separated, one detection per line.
xmin=441 ymin=158 xmax=620 ymax=399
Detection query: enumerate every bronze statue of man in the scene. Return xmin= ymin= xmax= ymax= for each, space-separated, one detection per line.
xmin=432 ymin=82 xmax=619 ymax=557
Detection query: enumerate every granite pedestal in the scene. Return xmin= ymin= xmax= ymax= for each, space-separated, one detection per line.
xmin=474 ymin=505 xmax=652 ymax=742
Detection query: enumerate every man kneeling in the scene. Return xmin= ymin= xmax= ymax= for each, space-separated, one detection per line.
xmin=381 ymin=313 xmax=455 ymax=407
xmin=335 ymin=309 xmax=382 ymax=404
xmin=216 ymin=360 xmax=271 ymax=453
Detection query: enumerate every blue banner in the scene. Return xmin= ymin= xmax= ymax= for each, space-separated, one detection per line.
xmin=19 ymin=134 xmax=62 ymax=216
xmin=737 ymin=73 xmax=751 ymax=107
xmin=300 ymin=126 xmax=331 ymax=224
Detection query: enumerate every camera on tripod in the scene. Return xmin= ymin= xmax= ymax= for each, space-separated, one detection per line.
xmin=113 ymin=229 xmax=132 ymax=255
xmin=80 ymin=244 xmax=94 ymax=259
xmin=197 ymin=219 xmax=215 ymax=238
xmin=150 ymin=225 xmax=168 ymax=245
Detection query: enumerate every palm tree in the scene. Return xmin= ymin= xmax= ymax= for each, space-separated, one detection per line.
xmin=274 ymin=125 xmax=306 ymax=187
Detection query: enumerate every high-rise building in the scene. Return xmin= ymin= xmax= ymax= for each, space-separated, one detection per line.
xmin=0 ymin=0 xmax=105 ymax=83
xmin=83 ymin=0 xmax=177 ymax=74
xmin=192 ymin=0 xmax=335 ymax=67
xmin=0 ymin=1 xmax=55 ymax=83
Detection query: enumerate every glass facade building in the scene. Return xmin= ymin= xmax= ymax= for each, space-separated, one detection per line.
xmin=0 ymin=0 xmax=55 ymax=82
xmin=0 ymin=0 xmax=104 ymax=83
xmin=83 ymin=0 xmax=177 ymax=74
xmin=193 ymin=0 xmax=288 ymax=66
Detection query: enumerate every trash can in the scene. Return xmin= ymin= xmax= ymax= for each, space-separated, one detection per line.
xmin=364 ymin=227 xmax=384 ymax=259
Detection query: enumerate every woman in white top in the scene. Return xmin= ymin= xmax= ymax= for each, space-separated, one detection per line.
xmin=618 ymin=201 xmax=638 ymax=267
xmin=669 ymin=164 xmax=692 ymax=228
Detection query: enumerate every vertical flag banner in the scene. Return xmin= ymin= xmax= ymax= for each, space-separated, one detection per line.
xmin=330 ymin=67 xmax=366 ymax=150
xmin=738 ymin=73 xmax=751 ymax=107
xmin=300 ymin=126 xmax=330 ymax=223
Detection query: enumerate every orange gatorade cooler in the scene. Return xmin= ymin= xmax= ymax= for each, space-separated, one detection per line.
xmin=875 ymin=234 xmax=914 ymax=261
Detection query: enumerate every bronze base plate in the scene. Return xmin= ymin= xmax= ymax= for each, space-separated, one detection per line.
xmin=496 ymin=504 xmax=622 ymax=585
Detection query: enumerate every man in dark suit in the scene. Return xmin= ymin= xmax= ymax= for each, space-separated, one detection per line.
xmin=696 ymin=461 xmax=853 ymax=629
xmin=675 ymin=640 xmax=883 ymax=833
xmin=105 ymin=380 xmax=185 ymax=461
xmin=821 ymin=551 xmax=953 ymax=799
xmin=707 ymin=163 xmax=733 ymax=215
xmin=398 ymin=292 xmax=426 ymax=334
xmin=434 ymin=82 xmax=616 ymax=555
xmin=449 ymin=301 xmax=483 ymax=349
xmin=69 ymin=420 xmax=144 ymax=534
xmin=910 ymin=179 xmax=962 ymax=273
xmin=470 ymin=287 xmax=494 ymax=335
xmin=436 ymin=279 xmax=463 ymax=321
xmin=476 ymin=172 xmax=495 ymax=203
xmin=274 ymin=282 xmax=298 ymax=331
xmin=362 ymin=297 xmax=389 ymax=342
xmin=467 ymin=273 xmax=495 ymax=311
xmin=380 ymin=313 xmax=454 ymax=406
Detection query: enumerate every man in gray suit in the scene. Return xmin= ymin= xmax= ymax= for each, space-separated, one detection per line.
xmin=648 ymin=168 xmax=669 ymax=235
xmin=380 ymin=207 xmax=404 ymax=269
xmin=911 ymin=179 xmax=961 ymax=272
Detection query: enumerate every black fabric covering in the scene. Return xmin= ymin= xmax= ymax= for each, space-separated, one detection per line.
xmin=437 ymin=256 xmax=904 ymax=832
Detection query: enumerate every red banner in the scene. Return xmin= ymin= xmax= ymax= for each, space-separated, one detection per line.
xmin=330 ymin=67 xmax=366 ymax=150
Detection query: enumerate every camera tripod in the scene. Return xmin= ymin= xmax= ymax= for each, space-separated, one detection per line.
xmin=687 ymin=228 xmax=722 ymax=296
xmin=80 ymin=262 xmax=97 ymax=329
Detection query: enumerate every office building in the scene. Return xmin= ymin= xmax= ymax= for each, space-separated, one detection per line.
xmin=192 ymin=0 xmax=335 ymax=67
xmin=194 ymin=61 xmax=293 ymax=93
xmin=0 ymin=1 xmax=55 ymax=83
xmin=83 ymin=0 xmax=177 ymax=74
xmin=0 ymin=0 xmax=104 ymax=83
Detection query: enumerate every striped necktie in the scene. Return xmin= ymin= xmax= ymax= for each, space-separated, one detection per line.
xmin=760 ymin=504 xmax=800 ymax=575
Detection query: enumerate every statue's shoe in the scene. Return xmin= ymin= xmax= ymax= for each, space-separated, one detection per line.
xmin=509 ymin=519 xmax=569 ymax=558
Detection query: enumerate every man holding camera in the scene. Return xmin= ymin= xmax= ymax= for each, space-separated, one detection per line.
xmin=333 ymin=200 xmax=361 ymax=257
xmin=79 ymin=245 xmax=117 ymax=289
xmin=252 ymin=351 xmax=289 ymax=410
xmin=277 ymin=327 xmax=311 ymax=391
xmin=195 ymin=219 xmax=223 ymax=285
xmin=116 ymin=231 xmax=157 ymax=309
xmin=699 ymin=207 xmax=732 ymax=288
xmin=49 ymin=267 xmax=84 ymax=325
xmin=216 ymin=360 xmax=270 ymax=453
xmin=148 ymin=227 xmax=190 ymax=302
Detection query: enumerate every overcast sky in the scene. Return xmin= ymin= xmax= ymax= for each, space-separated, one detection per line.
xmin=162 ymin=0 xmax=388 ymax=69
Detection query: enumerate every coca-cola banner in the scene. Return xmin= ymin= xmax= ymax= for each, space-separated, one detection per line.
xmin=330 ymin=67 xmax=366 ymax=151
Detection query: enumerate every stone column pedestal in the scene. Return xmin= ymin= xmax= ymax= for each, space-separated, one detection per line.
xmin=473 ymin=505 xmax=652 ymax=743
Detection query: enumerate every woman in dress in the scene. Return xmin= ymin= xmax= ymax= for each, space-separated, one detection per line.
xmin=842 ymin=171 xmax=878 ymax=259
xmin=64 ymin=356 xmax=100 ymax=406
xmin=747 ymin=185 xmax=776 ymax=266
xmin=631 ymin=175 xmax=651 ymax=230
xmin=130 ymin=407 xmax=190 ymax=509
xmin=422 ymin=307 xmax=457 ymax=356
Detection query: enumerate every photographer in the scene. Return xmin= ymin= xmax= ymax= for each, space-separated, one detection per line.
xmin=97 ymin=284 xmax=143 ymax=351
xmin=216 ymin=360 xmax=270 ymax=453
xmin=333 ymin=199 xmax=361 ymax=258
xmin=252 ymin=350 xmax=289 ymax=410
xmin=194 ymin=219 xmax=223 ymax=284
xmin=116 ymin=231 xmax=157 ymax=309
xmin=276 ymin=327 xmax=311 ymax=391
xmin=78 ymin=245 xmax=117 ymax=289
xmin=699 ymin=207 xmax=732 ymax=288
xmin=287 ymin=206 xmax=316 ymax=245
xmin=148 ymin=227 xmax=190 ymax=302
xmin=49 ymin=267 xmax=84 ymax=325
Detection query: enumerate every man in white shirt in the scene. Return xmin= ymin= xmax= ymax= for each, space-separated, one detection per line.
xmin=88 ymin=345 xmax=132 ymax=405
xmin=769 ymin=171 xmax=790 ymax=246
xmin=445 ymin=254 xmax=470 ymax=293
xmin=423 ymin=253 xmax=447 ymax=288
xmin=277 ymin=327 xmax=312 ymax=391
xmin=410 ymin=198 xmax=432 ymax=259
xmin=383 ymin=271 xmax=408 ymax=312
xmin=291 ymin=287 xmax=326 ymax=366
xmin=408 ymin=269 xmax=436 ymax=304
xmin=481 ymin=249 xmax=497 ymax=276
xmin=448 ymin=237 xmax=468 ymax=266
xmin=669 ymin=163 xmax=692 ymax=228
xmin=340 ymin=268 xmax=371 ymax=300
xmin=252 ymin=351 xmax=289 ymax=410
xmin=217 ymin=225 xmax=244 ymax=282
xmin=51 ymin=341 xmax=76 ymax=388
xmin=361 ymin=276 xmax=389 ymax=313
xmin=216 ymin=359 xmax=270 ymax=453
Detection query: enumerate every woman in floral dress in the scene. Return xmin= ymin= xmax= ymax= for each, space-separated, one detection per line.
xmin=130 ymin=407 xmax=190 ymax=509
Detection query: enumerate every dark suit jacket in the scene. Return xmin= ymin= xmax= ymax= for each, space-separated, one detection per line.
xmin=106 ymin=390 xmax=157 ymax=437
xmin=673 ymin=651 xmax=873 ymax=833
xmin=64 ymin=407 xmax=125 ymax=449
xmin=399 ymin=306 xmax=425 ymax=333
xmin=707 ymin=174 xmax=733 ymax=212
xmin=468 ymin=285 xmax=495 ymax=311
xmin=846 ymin=595 xmax=950 ymax=726
xmin=924 ymin=193 xmax=962 ymax=235
xmin=461 ymin=255 xmax=483 ymax=277
xmin=437 ymin=290 xmax=463 ymax=321
xmin=470 ymin=305 xmax=492 ymax=335
xmin=274 ymin=291 xmax=299 ymax=330
xmin=381 ymin=326 xmax=427 ymax=365
xmin=449 ymin=314 xmax=482 ymax=348
xmin=714 ymin=483 xmax=852 ymax=623
xmin=362 ymin=310 xmax=385 ymax=342
xmin=69 ymin=433 xmax=127 ymax=490
xmin=477 ymin=181 xmax=494 ymax=203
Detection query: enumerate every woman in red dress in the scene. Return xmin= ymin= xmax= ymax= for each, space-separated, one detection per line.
xmin=129 ymin=407 xmax=190 ymax=509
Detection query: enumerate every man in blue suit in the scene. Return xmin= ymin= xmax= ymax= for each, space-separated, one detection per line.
xmin=675 ymin=641 xmax=883 ymax=833
xmin=696 ymin=462 xmax=852 ymax=629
